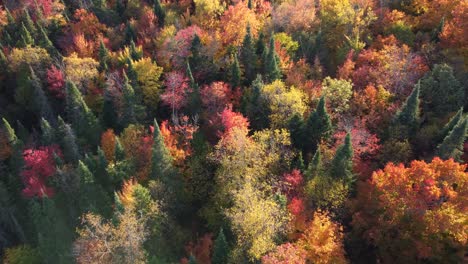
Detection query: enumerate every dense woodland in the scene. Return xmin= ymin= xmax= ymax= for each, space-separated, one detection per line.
xmin=0 ymin=0 xmax=467 ymax=263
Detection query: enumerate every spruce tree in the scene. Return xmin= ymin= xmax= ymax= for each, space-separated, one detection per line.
xmin=115 ymin=137 xmax=125 ymax=161
xmin=436 ymin=108 xmax=464 ymax=144
xmin=102 ymin=85 xmax=118 ymax=129
xmin=212 ymin=228 xmax=229 ymax=264
xmin=230 ymin=53 xmax=241 ymax=89
xmin=2 ymin=118 xmax=18 ymax=143
xmin=16 ymin=120 xmax=28 ymax=143
xmin=23 ymin=10 xmax=37 ymax=37
xmin=305 ymin=149 xmax=323 ymax=180
xmin=255 ymin=32 xmax=266 ymax=58
xmin=124 ymin=23 xmax=136 ymax=44
xmin=288 ymin=114 xmax=305 ymax=150
xmin=78 ymin=160 xmax=111 ymax=216
xmin=130 ymin=40 xmax=142 ymax=61
xmin=244 ymin=75 xmax=268 ymax=130
xmin=40 ymin=118 xmax=55 ymax=145
xmin=292 ymin=152 xmax=305 ymax=172
xmin=0 ymin=49 xmax=7 ymax=68
xmin=248 ymin=0 xmax=253 ymax=9
xmin=151 ymin=118 xmax=175 ymax=186
xmin=241 ymin=25 xmax=257 ymax=84
xmin=18 ymin=22 xmax=34 ymax=47
xmin=57 ymin=117 xmax=79 ymax=164
xmin=436 ymin=117 xmax=467 ymax=161
xmin=121 ymin=72 xmax=137 ymax=128
xmin=393 ymin=83 xmax=420 ymax=139
xmin=330 ymin=133 xmax=354 ymax=183
xmin=98 ymin=40 xmax=110 ymax=72
xmin=188 ymin=255 xmax=198 ymax=264
xmin=420 ymin=64 xmax=463 ymax=117
xmin=304 ymin=97 xmax=332 ymax=155
xmin=30 ymin=68 xmax=54 ymax=123
xmin=264 ymin=35 xmax=282 ymax=82
xmin=154 ymin=0 xmax=166 ymax=27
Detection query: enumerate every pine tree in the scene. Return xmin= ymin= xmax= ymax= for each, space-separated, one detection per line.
xmin=230 ymin=53 xmax=241 ymax=89
xmin=40 ymin=118 xmax=55 ymax=145
xmin=98 ymin=40 xmax=110 ymax=72
xmin=57 ymin=117 xmax=79 ymax=164
xmin=38 ymin=25 xmax=53 ymax=49
xmin=306 ymin=149 xmax=323 ymax=180
xmin=393 ymin=83 xmax=420 ymax=139
xmin=436 ymin=117 xmax=467 ymax=161
xmin=330 ymin=133 xmax=354 ymax=183
xmin=154 ymin=0 xmax=166 ymax=27
xmin=304 ymin=97 xmax=332 ymax=155
xmin=129 ymin=40 xmax=142 ymax=61
xmin=30 ymin=68 xmax=54 ymax=123
xmin=265 ymin=35 xmax=282 ymax=82
xmin=121 ymin=72 xmax=137 ymax=128
xmin=18 ymin=22 xmax=34 ymax=47
xmin=212 ymin=228 xmax=229 ymax=264
xmin=436 ymin=108 xmax=464 ymax=144
xmin=241 ymin=25 xmax=257 ymax=84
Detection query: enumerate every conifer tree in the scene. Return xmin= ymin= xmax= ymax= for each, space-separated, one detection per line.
xmin=102 ymin=85 xmax=118 ymax=129
xmin=151 ymin=118 xmax=175 ymax=186
xmin=248 ymin=0 xmax=253 ymax=9
xmin=30 ymin=68 xmax=54 ymax=123
xmin=129 ymin=40 xmax=142 ymax=61
xmin=40 ymin=118 xmax=55 ymax=145
xmin=288 ymin=114 xmax=305 ymax=150
xmin=78 ymin=160 xmax=111 ymax=216
xmin=292 ymin=152 xmax=305 ymax=172
xmin=264 ymin=35 xmax=282 ymax=82
xmin=98 ymin=40 xmax=110 ymax=72
xmin=115 ymin=137 xmax=125 ymax=161
xmin=124 ymin=23 xmax=136 ymax=44
xmin=256 ymin=32 xmax=266 ymax=58
xmin=436 ymin=117 xmax=467 ymax=161
xmin=121 ymin=72 xmax=137 ymax=128
xmin=230 ymin=53 xmax=241 ymax=89
xmin=420 ymin=64 xmax=463 ymax=117
xmin=57 ymin=117 xmax=79 ymax=164
xmin=241 ymin=25 xmax=257 ymax=84
xmin=330 ymin=133 xmax=354 ymax=184
xmin=38 ymin=25 xmax=53 ymax=50
xmin=393 ymin=83 xmax=420 ymax=139
xmin=244 ymin=75 xmax=268 ymax=130
xmin=436 ymin=108 xmax=464 ymax=143
xmin=23 ymin=10 xmax=37 ymax=37
xmin=2 ymin=118 xmax=23 ymax=175
xmin=212 ymin=228 xmax=229 ymax=264
xmin=188 ymin=255 xmax=198 ymax=264
xmin=186 ymin=61 xmax=202 ymax=115
xmin=306 ymin=149 xmax=323 ymax=180
xmin=16 ymin=120 xmax=28 ymax=143
xmin=0 ymin=49 xmax=7 ymax=68
xmin=154 ymin=0 xmax=166 ymax=27
xmin=2 ymin=118 xmax=18 ymax=143
xmin=18 ymin=22 xmax=34 ymax=47
xmin=304 ymin=97 xmax=332 ymax=155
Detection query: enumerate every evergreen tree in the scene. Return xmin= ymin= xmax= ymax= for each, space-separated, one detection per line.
xmin=188 ymin=255 xmax=198 ymax=264
xmin=244 ymin=75 xmax=268 ymax=130
xmin=305 ymin=149 xmax=323 ymax=180
xmin=121 ymin=72 xmax=137 ymax=128
xmin=230 ymin=53 xmax=241 ymax=89
xmin=436 ymin=108 xmax=464 ymax=143
xmin=16 ymin=120 xmax=29 ymax=143
xmin=330 ymin=133 xmax=354 ymax=183
xmin=130 ymin=40 xmax=142 ymax=61
xmin=264 ymin=35 xmax=282 ymax=82
xmin=98 ymin=40 xmax=110 ymax=72
xmin=255 ymin=32 xmax=266 ymax=58
xmin=151 ymin=118 xmax=175 ymax=186
xmin=37 ymin=25 xmax=53 ymax=49
xmin=291 ymin=152 xmax=305 ymax=172
xmin=18 ymin=22 xmax=34 ymax=47
xmin=420 ymin=64 xmax=463 ymax=117
xmin=22 ymin=10 xmax=37 ymax=37
xmin=0 ymin=49 xmax=7 ymax=68
xmin=241 ymin=25 xmax=257 ymax=84
xmin=115 ymin=137 xmax=125 ymax=161
xmin=78 ymin=160 xmax=111 ymax=216
xmin=212 ymin=228 xmax=229 ymax=264
xmin=57 ymin=117 xmax=79 ymax=164
xmin=124 ymin=23 xmax=136 ymax=44
xmin=248 ymin=0 xmax=253 ymax=9
xmin=288 ymin=114 xmax=305 ymax=150
xmin=2 ymin=118 xmax=18 ymax=143
xmin=436 ymin=117 xmax=467 ymax=161
xmin=393 ymin=83 xmax=420 ymax=139
xmin=186 ymin=61 xmax=202 ymax=115
xmin=30 ymin=68 xmax=54 ymax=123
xmin=304 ymin=97 xmax=332 ymax=155
xmin=2 ymin=118 xmax=24 ymax=175
xmin=154 ymin=0 xmax=166 ymax=27
xmin=102 ymin=85 xmax=118 ymax=130
xmin=40 ymin=118 xmax=55 ymax=145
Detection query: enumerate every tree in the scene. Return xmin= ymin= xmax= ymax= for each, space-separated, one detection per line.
xmin=40 ymin=118 xmax=55 ymax=146
xmin=18 ymin=22 xmax=34 ymax=47
xmin=98 ymin=40 xmax=110 ymax=72
xmin=303 ymin=97 xmax=332 ymax=155
xmin=420 ymin=64 xmax=464 ymax=117
xmin=101 ymin=129 xmax=116 ymax=163
xmin=21 ymin=145 xmax=62 ymax=198
xmin=272 ymin=0 xmax=317 ymax=33
xmin=121 ymin=73 xmax=137 ymax=128
xmin=230 ymin=53 xmax=241 ymax=89
xmin=261 ymin=243 xmax=306 ymax=264
xmin=330 ymin=133 xmax=354 ymax=183
xmin=436 ymin=116 xmax=467 ymax=161
xmin=132 ymin=57 xmax=163 ymax=111
xmin=2 ymin=245 xmax=41 ymax=264
xmin=260 ymin=80 xmax=307 ymax=129
xmin=351 ymin=158 xmax=468 ymax=262
xmin=46 ymin=66 xmax=65 ymax=99
xmin=297 ymin=211 xmax=347 ymax=264
xmin=392 ymin=83 xmax=420 ymax=139
xmin=241 ymin=25 xmax=258 ymax=84
xmin=436 ymin=108 xmax=464 ymax=143
xmin=151 ymin=119 xmax=177 ymax=190
xmin=154 ymin=0 xmax=166 ymax=27
xmin=305 ymin=149 xmax=322 ymax=180
xmin=57 ymin=117 xmax=79 ymax=164
xmin=212 ymin=228 xmax=229 ymax=264
xmin=160 ymin=71 xmax=191 ymax=115
xmin=321 ymin=77 xmax=353 ymax=116
xmin=219 ymin=2 xmax=261 ymax=46
xmin=265 ymin=36 xmax=282 ymax=82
